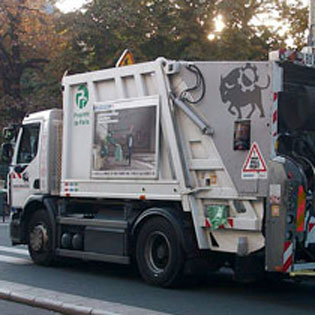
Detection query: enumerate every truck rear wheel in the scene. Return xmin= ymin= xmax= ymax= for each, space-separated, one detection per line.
xmin=27 ymin=210 xmax=54 ymax=266
xmin=136 ymin=217 xmax=185 ymax=287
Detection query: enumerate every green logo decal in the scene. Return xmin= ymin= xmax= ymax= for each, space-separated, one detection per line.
xmin=75 ymin=84 xmax=89 ymax=109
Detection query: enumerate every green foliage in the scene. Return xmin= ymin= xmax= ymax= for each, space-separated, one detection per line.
xmin=57 ymin=0 xmax=308 ymax=69
xmin=0 ymin=0 xmax=310 ymax=133
xmin=0 ymin=0 xmax=63 ymax=137
xmin=275 ymin=0 xmax=308 ymax=49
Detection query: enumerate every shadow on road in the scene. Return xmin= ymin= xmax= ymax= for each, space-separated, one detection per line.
xmin=45 ymin=259 xmax=315 ymax=315
xmin=1 ymin=253 xmax=314 ymax=315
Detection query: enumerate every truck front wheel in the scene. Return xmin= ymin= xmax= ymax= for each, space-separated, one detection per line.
xmin=136 ymin=217 xmax=185 ymax=287
xmin=27 ymin=210 xmax=54 ymax=266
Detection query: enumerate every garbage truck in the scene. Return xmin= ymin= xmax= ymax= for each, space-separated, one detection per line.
xmin=2 ymin=49 xmax=315 ymax=287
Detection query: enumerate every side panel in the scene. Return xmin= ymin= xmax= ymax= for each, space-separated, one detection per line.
xmin=49 ymin=117 xmax=63 ymax=195
xmin=63 ymin=82 xmax=93 ymax=180
xmin=174 ymin=62 xmax=273 ymax=196
xmin=265 ymin=160 xmax=288 ymax=271
xmin=168 ymin=61 xmax=272 ymax=252
xmin=265 ymin=159 xmax=305 ymax=272
xmin=41 ymin=110 xmax=63 ymax=195
xmin=61 ymin=61 xmax=187 ymax=202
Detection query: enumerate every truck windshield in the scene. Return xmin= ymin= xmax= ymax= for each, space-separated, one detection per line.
xmin=17 ymin=124 xmax=40 ymax=164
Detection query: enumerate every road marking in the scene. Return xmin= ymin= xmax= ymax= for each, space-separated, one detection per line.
xmin=0 ymin=245 xmax=28 ymax=256
xmin=0 ymin=254 xmax=31 ymax=265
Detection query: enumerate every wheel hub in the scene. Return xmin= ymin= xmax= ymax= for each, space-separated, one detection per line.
xmin=30 ymin=224 xmax=48 ymax=252
xmin=157 ymin=245 xmax=167 ymax=259
xmin=146 ymin=231 xmax=171 ymax=274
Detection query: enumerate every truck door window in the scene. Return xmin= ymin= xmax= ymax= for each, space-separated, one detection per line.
xmin=17 ymin=124 xmax=40 ymax=164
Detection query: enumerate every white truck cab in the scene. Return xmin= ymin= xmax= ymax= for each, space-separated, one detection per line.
xmin=9 ymin=110 xmax=62 ymax=209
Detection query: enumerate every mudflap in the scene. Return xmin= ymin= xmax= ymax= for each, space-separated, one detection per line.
xmin=234 ymin=251 xmax=265 ymax=283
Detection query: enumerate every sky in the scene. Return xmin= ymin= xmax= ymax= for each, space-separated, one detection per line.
xmin=56 ymin=0 xmax=91 ymax=13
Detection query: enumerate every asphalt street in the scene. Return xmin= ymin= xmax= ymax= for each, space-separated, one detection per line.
xmin=0 ymin=221 xmax=314 ymax=314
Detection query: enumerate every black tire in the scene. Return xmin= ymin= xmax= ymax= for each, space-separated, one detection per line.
xmin=136 ymin=217 xmax=185 ymax=287
xmin=27 ymin=210 xmax=54 ymax=266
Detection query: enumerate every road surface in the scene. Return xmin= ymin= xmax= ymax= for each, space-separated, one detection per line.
xmin=0 ymin=220 xmax=314 ymax=314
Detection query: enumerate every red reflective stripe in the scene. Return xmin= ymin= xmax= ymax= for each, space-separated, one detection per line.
xmin=273 ymin=92 xmax=278 ymax=102
xmin=205 ymin=218 xmax=233 ymax=229
xmin=228 ymin=218 xmax=234 ymax=228
xmin=205 ymin=218 xmax=211 ymax=228
xmin=296 ymin=185 xmax=306 ymax=232
xmin=282 ymin=241 xmax=293 ymax=272
xmin=283 ymin=255 xmax=293 ymax=272
xmin=309 ymin=223 xmax=315 ymax=232
xmin=284 ymin=241 xmax=291 ymax=252
xmin=272 ymin=110 xmax=278 ymax=123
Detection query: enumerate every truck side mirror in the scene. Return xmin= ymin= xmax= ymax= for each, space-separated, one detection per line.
xmin=1 ymin=143 xmax=13 ymax=164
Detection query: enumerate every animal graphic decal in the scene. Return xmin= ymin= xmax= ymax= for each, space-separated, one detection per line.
xmin=220 ymin=63 xmax=270 ymax=119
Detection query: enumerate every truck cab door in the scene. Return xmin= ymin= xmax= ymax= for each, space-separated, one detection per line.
xmin=10 ymin=123 xmax=41 ymax=209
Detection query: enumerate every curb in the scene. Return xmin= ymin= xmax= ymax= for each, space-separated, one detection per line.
xmin=0 ymin=288 xmax=115 ymax=315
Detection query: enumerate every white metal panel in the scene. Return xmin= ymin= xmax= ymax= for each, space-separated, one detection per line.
xmin=61 ymin=180 xmax=181 ymax=201
xmin=210 ymin=230 xmax=265 ymax=253
xmin=61 ymin=59 xmax=183 ymax=201
xmin=189 ymin=159 xmax=224 ymax=170
xmin=61 ymin=85 xmax=73 ymax=179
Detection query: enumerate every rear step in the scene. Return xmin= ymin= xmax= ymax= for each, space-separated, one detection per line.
xmin=292 ymin=262 xmax=315 ymax=272
xmin=56 ymin=249 xmax=130 ymax=264
xmin=290 ymin=270 xmax=315 ymax=277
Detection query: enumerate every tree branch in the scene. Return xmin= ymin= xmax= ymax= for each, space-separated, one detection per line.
xmin=22 ymin=58 xmax=49 ymax=70
xmin=0 ymin=40 xmax=13 ymax=69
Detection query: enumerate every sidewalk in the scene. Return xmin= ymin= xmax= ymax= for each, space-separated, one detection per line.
xmin=0 ymin=280 xmax=167 ymax=315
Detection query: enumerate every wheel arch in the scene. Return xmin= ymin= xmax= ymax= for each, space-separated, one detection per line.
xmin=22 ymin=196 xmax=57 ymax=246
xmin=131 ymin=207 xmax=189 ymax=254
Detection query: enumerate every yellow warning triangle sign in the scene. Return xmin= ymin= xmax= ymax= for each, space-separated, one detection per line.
xmin=116 ymin=49 xmax=135 ymax=67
